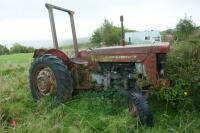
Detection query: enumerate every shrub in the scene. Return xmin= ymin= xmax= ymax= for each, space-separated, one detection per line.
xmin=174 ymin=17 xmax=197 ymax=41
xmin=158 ymin=38 xmax=200 ymax=110
xmin=26 ymin=46 xmax=35 ymax=53
xmin=0 ymin=44 xmax=9 ymax=55
xmin=10 ymin=43 xmax=34 ymax=54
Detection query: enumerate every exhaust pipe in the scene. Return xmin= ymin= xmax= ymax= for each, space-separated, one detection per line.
xmin=120 ymin=15 xmax=125 ymax=46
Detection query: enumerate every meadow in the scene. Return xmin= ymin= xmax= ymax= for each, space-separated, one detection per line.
xmin=0 ymin=48 xmax=200 ymax=133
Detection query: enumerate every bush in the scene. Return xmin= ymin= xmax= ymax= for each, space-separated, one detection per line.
xmin=90 ymin=19 xmax=121 ymax=46
xmin=10 ymin=43 xmax=34 ymax=54
xmin=26 ymin=47 xmax=35 ymax=53
xmin=0 ymin=44 xmax=9 ymax=55
xmin=158 ymin=38 xmax=200 ymax=110
xmin=174 ymin=17 xmax=197 ymax=41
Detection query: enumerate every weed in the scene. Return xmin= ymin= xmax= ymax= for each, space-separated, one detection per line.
xmin=0 ymin=51 xmax=200 ymax=132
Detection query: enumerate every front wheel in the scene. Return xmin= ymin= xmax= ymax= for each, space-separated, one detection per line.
xmin=128 ymin=92 xmax=153 ymax=127
xmin=29 ymin=54 xmax=73 ymax=102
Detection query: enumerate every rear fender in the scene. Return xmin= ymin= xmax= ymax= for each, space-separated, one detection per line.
xmin=33 ymin=49 xmax=70 ymax=65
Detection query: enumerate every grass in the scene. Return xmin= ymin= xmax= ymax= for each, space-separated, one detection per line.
xmin=61 ymin=43 xmax=97 ymax=57
xmin=0 ymin=46 xmax=200 ymax=132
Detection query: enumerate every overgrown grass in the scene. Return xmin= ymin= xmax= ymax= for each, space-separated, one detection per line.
xmin=61 ymin=43 xmax=96 ymax=57
xmin=0 ymin=46 xmax=200 ymax=132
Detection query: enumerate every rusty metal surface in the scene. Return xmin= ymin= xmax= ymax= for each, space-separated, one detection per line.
xmin=45 ymin=49 xmax=70 ymax=65
xmin=46 ymin=5 xmax=58 ymax=49
xmin=70 ymin=63 xmax=100 ymax=90
xmin=75 ymin=43 xmax=170 ymax=87
xmin=128 ymin=100 xmax=139 ymax=118
xmin=70 ymin=58 xmax=88 ymax=65
xmin=90 ymin=54 xmax=147 ymax=62
xmin=89 ymin=43 xmax=169 ymax=55
xmin=33 ymin=49 xmax=47 ymax=58
xmin=36 ymin=67 xmax=56 ymax=96
xmin=120 ymin=15 xmax=125 ymax=46
xmin=33 ymin=49 xmax=70 ymax=67
xmin=69 ymin=14 xmax=79 ymax=57
xmin=143 ymin=53 xmax=157 ymax=86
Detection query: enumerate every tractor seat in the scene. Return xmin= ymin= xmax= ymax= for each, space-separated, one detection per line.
xmin=70 ymin=58 xmax=88 ymax=66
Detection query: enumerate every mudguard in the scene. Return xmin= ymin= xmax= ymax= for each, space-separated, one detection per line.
xmin=33 ymin=49 xmax=70 ymax=65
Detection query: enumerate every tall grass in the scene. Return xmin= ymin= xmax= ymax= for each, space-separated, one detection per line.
xmin=0 ymin=46 xmax=200 ymax=132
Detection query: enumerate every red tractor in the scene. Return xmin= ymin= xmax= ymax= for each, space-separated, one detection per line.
xmin=29 ymin=3 xmax=170 ymax=126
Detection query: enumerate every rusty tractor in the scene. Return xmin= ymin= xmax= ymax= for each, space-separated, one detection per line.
xmin=29 ymin=3 xmax=170 ymax=126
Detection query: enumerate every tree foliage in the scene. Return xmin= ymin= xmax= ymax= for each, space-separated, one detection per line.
xmin=90 ymin=29 xmax=102 ymax=44
xmin=10 ymin=43 xmax=34 ymax=54
xmin=0 ymin=44 xmax=9 ymax=55
xmin=174 ymin=17 xmax=196 ymax=41
xmin=90 ymin=19 xmax=121 ymax=46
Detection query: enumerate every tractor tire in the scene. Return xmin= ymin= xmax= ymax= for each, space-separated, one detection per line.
xmin=29 ymin=54 xmax=73 ymax=102
xmin=128 ymin=92 xmax=153 ymax=127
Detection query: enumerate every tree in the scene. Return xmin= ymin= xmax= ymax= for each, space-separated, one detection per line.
xmin=91 ymin=19 xmax=121 ymax=46
xmin=0 ymin=44 xmax=9 ymax=55
xmin=90 ymin=29 xmax=102 ymax=44
xmin=27 ymin=46 xmax=35 ymax=53
xmin=174 ymin=17 xmax=196 ymax=41
xmin=10 ymin=43 xmax=34 ymax=54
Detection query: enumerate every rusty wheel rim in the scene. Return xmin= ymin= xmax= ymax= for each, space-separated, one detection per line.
xmin=36 ymin=67 xmax=57 ymax=96
xmin=128 ymin=101 xmax=139 ymax=119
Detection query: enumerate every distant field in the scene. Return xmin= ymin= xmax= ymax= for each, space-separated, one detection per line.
xmin=0 ymin=53 xmax=32 ymax=64
xmin=0 ymin=53 xmax=200 ymax=133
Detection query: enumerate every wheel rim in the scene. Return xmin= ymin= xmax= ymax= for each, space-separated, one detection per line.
xmin=36 ymin=67 xmax=57 ymax=96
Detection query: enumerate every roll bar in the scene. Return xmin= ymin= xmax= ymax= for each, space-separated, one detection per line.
xmin=45 ymin=3 xmax=79 ymax=57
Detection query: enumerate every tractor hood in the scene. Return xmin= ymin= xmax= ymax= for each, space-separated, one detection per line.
xmin=90 ymin=42 xmax=169 ymax=54
xmin=78 ymin=42 xmax=170 ymax=62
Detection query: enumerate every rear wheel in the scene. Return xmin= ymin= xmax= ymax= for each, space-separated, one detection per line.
xmin=128 ymin=92 xmax=153 ymax=127
xmin=29 ymin=54 xmax=73 ymax=102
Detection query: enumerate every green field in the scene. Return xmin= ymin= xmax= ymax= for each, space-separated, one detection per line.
xmin=0 ymin=52 xmax=200 ymax=133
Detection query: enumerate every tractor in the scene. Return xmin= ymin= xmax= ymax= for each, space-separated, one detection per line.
xmin=29 ymin=3 xmax=170 ymax=126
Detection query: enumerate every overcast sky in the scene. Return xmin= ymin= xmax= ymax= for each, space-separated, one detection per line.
xmin=0 ymin=0 xmax=200 ymax=44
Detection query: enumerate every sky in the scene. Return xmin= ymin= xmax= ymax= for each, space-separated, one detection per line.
xmin=0 ymin=0 xmax=200 ymax=44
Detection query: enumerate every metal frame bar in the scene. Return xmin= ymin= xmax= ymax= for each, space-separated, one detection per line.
xmin=45 ymin=3 xmax=79 ymax=57
xmin=120 ymin=15 xmax=125 ymax=46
